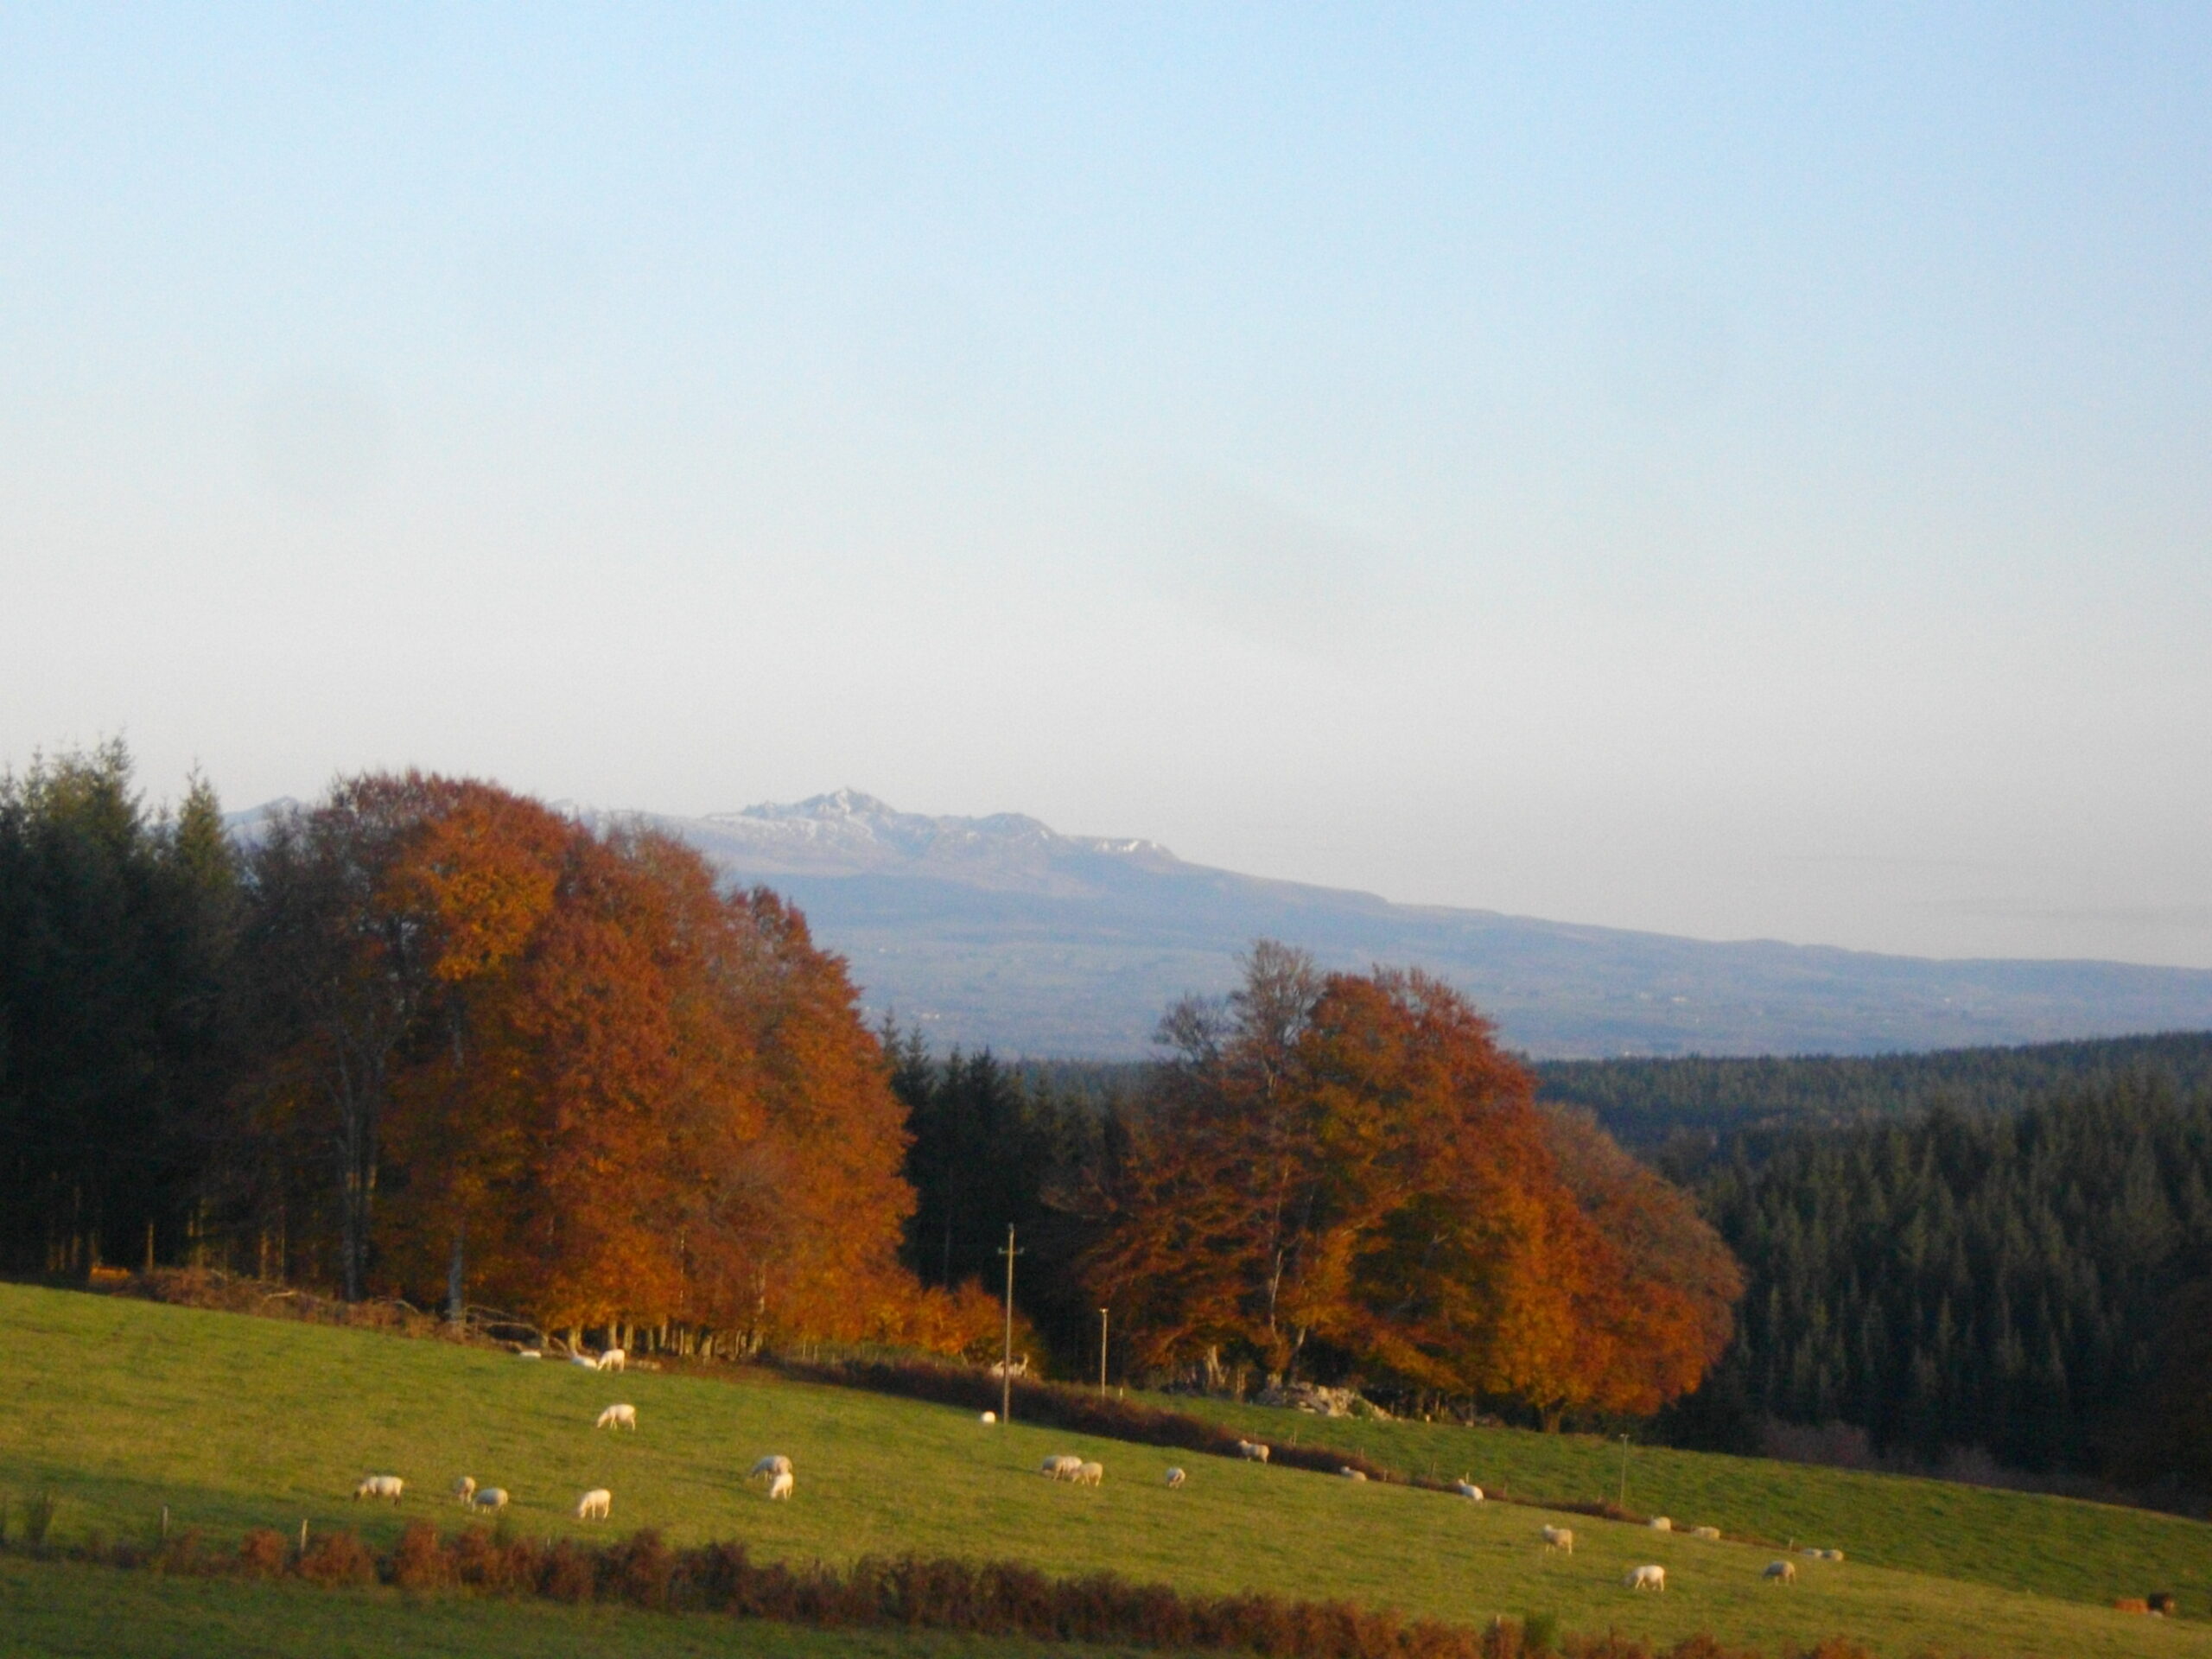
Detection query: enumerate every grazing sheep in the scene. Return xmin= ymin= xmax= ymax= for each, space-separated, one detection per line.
xmin=569 ymin=1353 xmax=599 ymax=1370
xmin=987 ymin=1354 xmax=1030 ymax=1379
xmin=472 ymin=1487 xmax=510 ymax=1513
xmin=575 ymin=1488 xmax=612 ymax=1521
xmin=451 ymin=1476 xmax=477 ymax=1505
xmin=980 ymin=1410 xmax=996 ymax=1424
xmin=1764 ymin=1560 xmax=1796 ymax=1585
xmin=1165 ymin=1467 xmax=1186 ymax=1488
xmin=595 ymin=1403 xmax=638 ymax=1431
xmin=1647 ymin=1516 xmax=1672 ymax=1532
xmin=1338 ymin=1467 xmax=1367 ymax=1482
xmin=353 ymin=1474 xmax=404 ymax=1504
xmin=1074 ymin=1460 xmax=1104 ymax=1487
xmin=1801 ymin=1547 xmax=1826 ymax=1559
xmin=1236 ymin=1440 xmax=1270 ymax=1463
xmin=1540 ymin=1525 xmax=1574 ymax=1554
xmin=766 ymin=1471 xmax=795 ymax=1501
xmin=598 ymin=1348 xmax=626 ymax=1373
xmin=515 ymin=1349 xmax=542 ymax=1360
xmin=1039 ymin=1454 xmax=1083 ymax=1480
xmin=1691 ymin=1526 xmax=1720 ymax=1541
xmin=2151 ymin=1594 xmax=2178 ymax=1616
xmin=1454 ymin=1481 xmax=1484 ymax=1501
xmin=1625 ymin=1564 xmax=1667 ymax=1592
xmin=750 ymin=1455 xmax=793 ymax=1479
xmin=1821 ymin=1548 xmax=1845 ymax=1562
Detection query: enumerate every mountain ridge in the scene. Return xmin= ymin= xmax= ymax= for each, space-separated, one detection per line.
xmin=543 ymin=792 xmax=2212 ymax=1059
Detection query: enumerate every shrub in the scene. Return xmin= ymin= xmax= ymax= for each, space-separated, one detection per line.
xmin=235 ymin=1528 xmax=289 ymax=1579
xmin=538 ymin=1539 xmax=597 ymax=1604
xmin=603 ymin=1529 xmax=676 ymax=1610
xmin=296 ymin=1529 xmax=376 ymax=1587
xmin=153 ymin=1528 xmax=204 ymax=1575
xmin=390 ymin=1521 xmax=453 ymax=1591
xmin=1522 ymin=1611 xmax=1560 ymax=1656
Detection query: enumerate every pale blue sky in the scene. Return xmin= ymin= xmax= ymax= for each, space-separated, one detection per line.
xmin=4 ymin=5 xmax=2209 ymax=964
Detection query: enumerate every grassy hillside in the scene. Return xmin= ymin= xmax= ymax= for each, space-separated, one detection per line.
xmin=2 ymin=1284 xmax=2206 ymax=1659
xmin=1147 ymin=1393 xmax=2211 ymax=1612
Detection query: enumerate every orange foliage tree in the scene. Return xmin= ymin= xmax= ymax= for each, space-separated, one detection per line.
xmin=1084 ymin=943 xmax=1739 ymax=1425
xmin=245 ymin=774 xmax=931 ymax=1351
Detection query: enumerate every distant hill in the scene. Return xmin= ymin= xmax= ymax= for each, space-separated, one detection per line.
xmin=527 ymin=791 xmax=2212 ymax=1060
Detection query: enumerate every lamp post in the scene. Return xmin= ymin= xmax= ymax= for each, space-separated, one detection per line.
xmin=1618 ymin=1434 xmax=1631 ymax=1510
xmin=997 ymin=1225 xmax=1022 ymax=1424
xmin=1098 ymin=1308 xmax=1109 ymax=1395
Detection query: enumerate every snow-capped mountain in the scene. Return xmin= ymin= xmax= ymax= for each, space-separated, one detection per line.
xmin=626 ymin=790 xmax=1179 ymax=893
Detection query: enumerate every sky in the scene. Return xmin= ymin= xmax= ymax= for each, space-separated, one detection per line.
xmin=3 ymin=4 xmax=2209 ymax=968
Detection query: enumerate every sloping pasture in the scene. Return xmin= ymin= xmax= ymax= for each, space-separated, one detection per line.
xmin=1147 ymin=1391 xmax=2212 ymax=1615
xmin=0 ymin=1284 xmax=2203 ymax=1659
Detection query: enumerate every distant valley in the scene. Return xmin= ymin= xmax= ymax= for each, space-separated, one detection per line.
xmin=539 ymin=791 xmax=2212 ymax=1059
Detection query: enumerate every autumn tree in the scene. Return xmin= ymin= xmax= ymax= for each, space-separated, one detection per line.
xmin=1085 ymin=944 xmax=1739 ymax=1424
xmin=236 ymin=773 xmax=463 ymax=1298
xmin=239 ymin=772 xmax=931 ymax=1351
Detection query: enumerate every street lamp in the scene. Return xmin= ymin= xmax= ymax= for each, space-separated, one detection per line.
xmin=1098 ymin=1308 xmax=1109 ymax=1395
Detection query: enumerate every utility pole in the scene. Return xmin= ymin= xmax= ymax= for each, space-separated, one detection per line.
xmin=1618 ymin=1434 xmax=1631 ymax=1510
xmin=1098 ymin=1307 xmax=1109 ymax=1395
xmin=997 ymin=1224 xmax=1023 ymax=1424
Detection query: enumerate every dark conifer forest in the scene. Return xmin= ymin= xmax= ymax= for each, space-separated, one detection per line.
xmin=1684 ymin=1077 xmax=2212 ymax=1488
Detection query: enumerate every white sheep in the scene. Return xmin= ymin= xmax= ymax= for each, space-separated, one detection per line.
xmin=597 ymin=1348 xmax=626 ymax=1373
xmin=595 ymin=1403 xmax=638 ymax=1431
xmin=1165 ymin=1467 xmax=1186 ymax=1488
xmin=353 ymin=1474 xmax=404 ymax=1504
xmin=1648 ymin=1516 xmax=1672 ymax=1532
xmin=451 ymin=1476 xmax=477 ymax=1505
xmin=575 ymin=1488 xmax=612 ymax=1521
xmin=1236 ymin=1440 xmax=1270 ymax=1463
xmin=750 ymin=1454 xmax=793 ymax=1479
xmin=1764 ymin=1560 xmax=1796 ymax=1585
xmin=767 ymin=1470 xmax=795 ymax=1501
xmin=1821 ymin=1548 xmax=1846 ymax=1562
xmin=514 ymin=1349 xmax=542 ymax=1360
xmin=981 ymin=1410 xmax=997 ymax=1424
xmin=1540 ymin=1525 xmax=1574 ymax=1554
xmin=1625 ymin=1564 xmax=1667 ymax=1592
xmin=987 ymin=1354 xmax=1030 ymax=1379
xmin=569 ymin=1353 xmax=599 ymax=1370
xmin=1039 ymin=1454 xmax=1083 ymax=1480
xmin=1338 ymin=1466 xmax=1367 ymax=1482
xmin=472 ymin=1487 xmax=510 ymax=1512
xmin=1454 ymin=1481 xmax=1484 ymax=1501
xmin=1074 ymin=1460 xmax=1104 ymax=1487
xmin=1691 ymin=1525 xmax=1720 ymax=1540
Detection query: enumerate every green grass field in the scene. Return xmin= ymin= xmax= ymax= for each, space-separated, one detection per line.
xmin=1 ymin=1283 xmax=2205 ymax=1659
xmin=0 ymin=1553 xmax=1154 ymax=1659
xmin=1146 ymin=1392 xmax=2212 ymax=1614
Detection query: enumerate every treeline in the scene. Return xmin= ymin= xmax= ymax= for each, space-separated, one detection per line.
xmin=1535 ymin=1033 xmax=2212 ymax=1149
xmin=0 ymin=747 xmax=996 ymax=1355
xmin=1677 ymin=1073 xmax=2212 ymax=1493
xmin=1 ymin=745 xmax=1737 ymax=1427
xmin=0 ymin=743 xmax=234 ymax=1276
